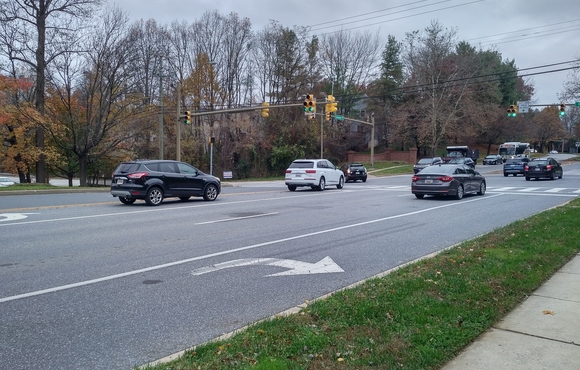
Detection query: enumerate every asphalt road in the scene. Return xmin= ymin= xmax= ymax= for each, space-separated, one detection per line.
xmin=1 ymin=158 xmax=579 ymax=369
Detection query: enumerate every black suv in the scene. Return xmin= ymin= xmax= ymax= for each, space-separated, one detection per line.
xmin=110 ymin=160 xmax=221 ymax=206
xmin=340 ymin=163 xmax=367 ymax=182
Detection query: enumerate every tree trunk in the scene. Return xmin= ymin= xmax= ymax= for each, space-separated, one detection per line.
xmin=35 ymin=1 xmax=47 ymax=183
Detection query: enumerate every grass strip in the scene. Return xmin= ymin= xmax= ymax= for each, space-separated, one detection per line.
xmin=142 ymin=197 xmax=580 ymax=370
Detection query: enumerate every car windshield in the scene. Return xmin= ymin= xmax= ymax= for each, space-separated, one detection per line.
xmin=417 ymin=158 xmax=433 ymax=164
xmin=485 ymin=155 xmax=496 ymax=159
xmin=417 ymin=165 xmax=454 ymax=174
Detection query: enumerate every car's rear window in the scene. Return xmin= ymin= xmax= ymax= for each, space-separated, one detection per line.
xmin=530 ymin=160 xmax=548 ymax=166
xmin=505 ymin=159 xmax=522 ymax=164
xmin=417 ymin=158 xmax=432 ymax=164
xmin=350 ymin=164 xmax=365 ymax=168
xmin=418 ymin=165 xmax=453 ymax=174
xmin=115 ymin=163 xmax=142 ymax=173
xmin=289 ymin=161 xmax=314 ymax=169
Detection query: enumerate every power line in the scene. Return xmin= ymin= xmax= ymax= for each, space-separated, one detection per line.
xmin=310 ymin=0 xmax=485 ymax=36
xmin=309 ymin=0 xmax=455 ymax=32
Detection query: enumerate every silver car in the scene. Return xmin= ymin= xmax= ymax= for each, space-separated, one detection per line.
xmin=285 ymin=159 xmax=345 ymax=191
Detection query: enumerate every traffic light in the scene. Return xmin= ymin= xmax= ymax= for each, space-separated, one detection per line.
xmin=507 ymin=105 xmax=517 ymax=117
xmin=261 ymin=102 xmax=270 ymax=118
xmin=184 ymin=110 xmax=191 ymax=124
xmin=324 ymin=95 xmax=338 ymax=121
xmin=559 ymin=104 xmax=566 ymax=116
xmin=303 ymin=94 xmax=316 ymax=118
xmin=327 ymin=95 xmax=338 ymax=114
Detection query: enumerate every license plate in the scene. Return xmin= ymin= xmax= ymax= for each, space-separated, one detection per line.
xmin=425 ymin=179 xmax=433 ymax=184
xmin=535 ymin=168 xmax=541 ymax=171
xmin=116 ymin=178 xmax=124 ymax=184
xmin=295 ymin=174 xmax=301 ymax=177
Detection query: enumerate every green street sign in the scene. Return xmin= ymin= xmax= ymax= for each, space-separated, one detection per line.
xmin=335 ymin=115 xmax=344 ymax=121
xmin=576 ymin=102 xmax=580 ymax=107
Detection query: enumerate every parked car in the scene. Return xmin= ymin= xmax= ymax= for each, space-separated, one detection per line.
xmin=110 ymin=159 xmax=221 ymax=206
xmin=482 ymin=154 xmax=502 ymax=165
xmin=285 ymin=159 xmax=344 ymax=191
xmin=0 ymin=177 xmax=16 ymax=187
xmin=447 ymin=157 xmax=475 ymax=169
xmin=411 ymin=164 xmax=486 ymax=200
xmin=413 ymin=157 xmax=443 ymax=174
xmin=524 ymin=157 xmax=563 ymax=181
xmin=340 ymin=163 xmax=367 ymax=182
xmin=550 ymin=150 xmax=558 ymax=154
xmin=503 ymin=157 xmax=530 ymax=177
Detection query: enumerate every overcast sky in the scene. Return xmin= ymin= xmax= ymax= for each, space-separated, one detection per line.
xmin=108 ymin=0 xmax=580 ymax=108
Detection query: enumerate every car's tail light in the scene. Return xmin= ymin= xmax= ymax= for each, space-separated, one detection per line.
xmin=128 ymin=172 xmax=148 ymax=179
xmin=546 ymin=165 xmax=552 ymax=170
xmin=438 ymin=176 xmax=453 ymax=182
xmin=411 ymin=176 xmax=419 ymax=182
xmin=285 ymin=170 xmax=292 ymax=173
xmin=525 ymin=165 xmax=529 ymax=170
xmin=305 ymin=170 xmax=316 ymax=173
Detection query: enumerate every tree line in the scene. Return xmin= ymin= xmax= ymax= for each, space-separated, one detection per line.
xmin=1 ymin=1 xmax=578 ymax=185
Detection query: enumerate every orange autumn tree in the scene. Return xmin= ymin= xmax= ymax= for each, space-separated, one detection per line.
xmin=0 ymin=75 xmax=44 ymax=183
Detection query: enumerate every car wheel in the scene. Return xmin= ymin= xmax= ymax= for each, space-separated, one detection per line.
xmin=477 ymin=181 xmax=486 ymax=196
xmin=145 ymin=187 xmax=163 ymax=206
xmin=550 ymin=171 xmax=555 ymax=180
xmin=317 ymin=177 xmax=326 ymax=191
xmin=288 ymin=185 xmax=296 ymax=191
xmin=203 ymin=184 xmax=219 ymax=201
xmin=119 ymin=196 xmax=135 ymax=205
xmin=503 ymin=173 xmax=508 ymax=177
xmin=455 ymin=184 xmax=464 ymax=200
xmin=179 ymin=196 xmax=190 ymax=201
xmin=362 ymin=177 xmax=367 ymax=183
xmin=414 ymin=193 xmax=424 ymax=199
xmin=559 ymin=172 xmax=563 ymax=179
xmin=525 ymin=176 xmax=530 ymax=181
xmin=336 ymin=176 xmax=344 ymax=189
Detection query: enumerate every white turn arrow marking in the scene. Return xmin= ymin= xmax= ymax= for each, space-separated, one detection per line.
xmin=191 ymin=256 xmax=344 ymax=276
xmin=0 ymin=213 xmax=39 ymax=222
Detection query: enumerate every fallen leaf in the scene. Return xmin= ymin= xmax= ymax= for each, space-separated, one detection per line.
xmin=542 ymin=310 xmax=555 ymax=315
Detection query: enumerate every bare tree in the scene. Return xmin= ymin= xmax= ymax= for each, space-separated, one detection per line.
xmin=319 ymin=29 xmax=381 ymax=115
xmin=44 ymin=7 xmax=147 ymax=186
xmin=0 ymin=0 xmax=103 ymax=183
xmin=401 ymin=21 xmax=474 ymax=155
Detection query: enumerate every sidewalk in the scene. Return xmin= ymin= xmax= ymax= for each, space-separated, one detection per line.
xmin=441 ymin=253 xmax=580 ymax=370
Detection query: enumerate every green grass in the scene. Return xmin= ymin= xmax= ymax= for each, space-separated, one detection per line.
xmin=141 ymin=198 xmax=580 ymax=370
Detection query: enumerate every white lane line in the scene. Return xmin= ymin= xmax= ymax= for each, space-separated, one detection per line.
xmin=0 ymin=192 xmax=332 ymax=227
xmin=195 ymin=212 xmax=278 ymax=225
xmin=0 ymin=193 xmax=503 ymax=303
xmin=545 ymin=188 xmax=566 ymax=193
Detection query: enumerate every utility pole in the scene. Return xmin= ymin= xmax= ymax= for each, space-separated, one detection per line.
xmin=154 ymin=56 xmax=170 ymax=160
xmin=176 ymin=81 xmax=181 ymax=162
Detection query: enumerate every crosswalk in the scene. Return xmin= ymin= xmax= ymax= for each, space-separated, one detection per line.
xmin=345 ymin=184 xmax=580 ymax=195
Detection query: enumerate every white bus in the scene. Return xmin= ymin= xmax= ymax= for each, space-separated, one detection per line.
xmin=498 ymin=142 xmax=530 ymax=161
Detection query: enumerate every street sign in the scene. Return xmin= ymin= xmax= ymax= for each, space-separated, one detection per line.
xmin=575 ymin=142 xmax=580 ymax=147
xmin=576 ymin=102 xmax=580 ymax=107
xmin=335 ymin=115 xmax=344 ymax=121
xmin=518 ymin=100 xmax=530 ymax=113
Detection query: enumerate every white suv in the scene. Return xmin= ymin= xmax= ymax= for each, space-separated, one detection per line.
xmin=285 ymin=159 xmax=345 ymax=191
